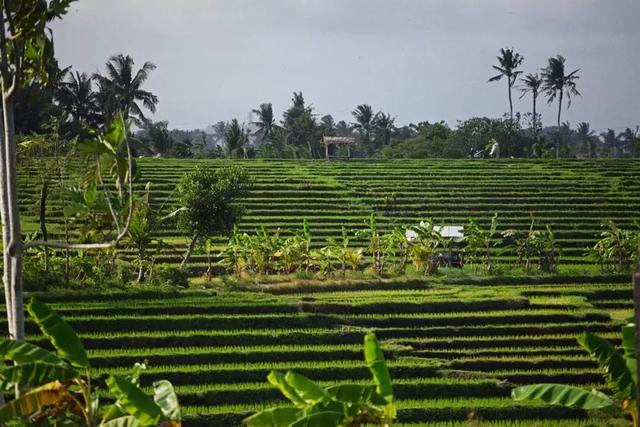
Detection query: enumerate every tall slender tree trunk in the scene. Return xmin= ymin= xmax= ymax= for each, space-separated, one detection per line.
xmin=181 ymin=234 xmax=198 ymax=269
xmin=0 ymin=97 xmax=14 ymax=337
xmin=2 ymin=94 xmax=25 ymax=341
xmin=39 ymin=181 xmax=49 ymax=271
xmin=507 ymin=79 xmax=513 ymax=123
xmin=556 ymin=91 xmax=563 ymax=159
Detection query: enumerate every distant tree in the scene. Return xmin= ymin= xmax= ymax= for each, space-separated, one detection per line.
xmin=320 ymin=114 xmax=336 ymax=136
xmin=56 ymin=71 xmax=98 ymax=126
xmin=282 ymin=91 xmax=312 ymax=129
xmin=177 ymin=166 xmax=252 ymax=268
xmin=282 ymin=92 xmax=319 ymax=157
xmin=352 ymin=104 xmax=375 ymax=155
xmin=489 ymin=47 xmax=524 ymax=123
xmin=170 ymin=138 xmax=193 ymax=158
xmin=372 ymin=112 xmax=396 ymax=146
xmin=210 ymin=121 xmax=227 ymax=146
xmin=541 ymin=55 xmax=580 ymax=158
xmin=600 ymin=128 xmax=623 ymax=158
xmin=619 ymin=127 xmax=639 ymax=157
xmin=352 ymin=104 xmax=374 ymax=140
xmin=93 ymin=54 xmax=158 ymax=125
xmin=519 ymin=73 xmax=543 ymax=141
xmin=138 ymin=120 xmax=175 ymax=156
xmin=335 ymin=120 xmax=352 ymax=137
xmin=252 ymin=103 xmax=277 ymax=141
xmin=576 ymin=122 xmax=598 ymax=158
xmin=225 ymin=119 xmax=249 ymax=159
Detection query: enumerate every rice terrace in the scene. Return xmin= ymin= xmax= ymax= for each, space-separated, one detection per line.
xmin=1 ymin=1 xmax=640 ymax=427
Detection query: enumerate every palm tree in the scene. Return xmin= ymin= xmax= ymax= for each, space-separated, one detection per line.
xmin=541 ymin=55 xmax=580 ymax=158
xmin=619 ymin=127 xmax=639 ymax=157
xmin=576 ymin=122 xmax=597 ymax=158
xmin=93 ymin=54 xmax=158 ymax=125
xmin=519 ymin=73 xmax=543 ymax=140
xmin=320 ymin=115 xmax=336 ymax=136
xmin=351 ymin=104 xmax=374 ymax=140
xmin=225 ymin=119 xmax=249 ymax=159
xmin=56 ymin=71 xmax=98 ymax=125
xmin=488 ymin=47 xmax=524 ymax=123
xmin=600 ymin=128 xmax=622 ymax=158
xmin=372 ymin=112 xmax=396 ymax=146
xmin=252 ymin=103 xmax=276 ymax=141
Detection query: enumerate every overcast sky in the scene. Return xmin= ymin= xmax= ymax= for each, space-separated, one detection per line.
xmin=51 ymin=0 xmax=639 ymax=132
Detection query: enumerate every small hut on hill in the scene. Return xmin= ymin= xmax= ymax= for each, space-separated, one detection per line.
xmin=322 ymin=136 xmax=355 ymax=160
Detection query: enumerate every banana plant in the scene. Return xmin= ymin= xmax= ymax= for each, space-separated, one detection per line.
xmin=218 ymin=225 xmax=249 ymax=277
xmin=381 ymin=227 xmax=409 ymax=275
xmin=408 ymin=219 xmax=444 ymax=275
xmin=356 ymin=213 xmax=383 ymax=275
xmin=464 ymin=213 xmax=501 ymax=273
xmin=513 ymin=322 xmax=637 ymax=426
xmin=591 ymin=221 xmax=637 ymax=273
xmin=244 ymin=333 xmax=395 ymax=427
xmin=0 ymin=298 xmax=181 ymax=426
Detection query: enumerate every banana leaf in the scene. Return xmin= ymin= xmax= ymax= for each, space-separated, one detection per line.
xmin=512 ymin=383 xmax=614 ymax=409
xmin=28 ymin=298 xmax=89 ymax=368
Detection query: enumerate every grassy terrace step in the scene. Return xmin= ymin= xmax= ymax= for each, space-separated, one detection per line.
xmin=10 ymin=310 xmax=612 ymax=334
xmin=17 ymin=158 xmax=640 ymax=273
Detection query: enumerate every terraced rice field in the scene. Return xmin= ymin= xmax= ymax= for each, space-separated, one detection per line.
xmin=10 ymin=278 xmax=631 ymax=426
xmin=17 ymin=159 xmax=640 ymax=274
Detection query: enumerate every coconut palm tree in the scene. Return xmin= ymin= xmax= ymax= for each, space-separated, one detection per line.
xmin=225 ymin=119 xmax=249 ymax=159
xmin=600 ymin=128 xmax=622 ymax=158
xmin=252 ymin=103 xmax=277 ymax=141
xmin=372 ymin=112 xmax=396 ymax=146
xmin=519 ymin=73 xmax=543 ymax=140
xmin=351 ymin=104 xmax=374 ymax=139
xmin=488 ymin=47 xmax=524 ymax=123
xmin=320 ymin=114 xmax=336 ymax=136
xmin=56 ymin=71 xmax=99 ymax=125
xmin=619 ymin=127 xmax=639 ymax=157
xmin=93 ymin=54 xmax=158 ymax=125
xmin=576 ymin=122 xmax=598 ymax=158
xmin=541 ymin=55 xmax=580 ymax=158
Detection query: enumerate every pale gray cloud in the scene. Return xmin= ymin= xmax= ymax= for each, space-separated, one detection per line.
xmin=52 ymin=0 xmax=640 ymax=131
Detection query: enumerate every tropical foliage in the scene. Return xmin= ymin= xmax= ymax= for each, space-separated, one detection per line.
xmin=513 ymin=322 xmax=638 ymax=427
xmin=244 ymin=333 xmax=395 ymax=427
xmin=0 ymin=299 xmax=181 ymax=426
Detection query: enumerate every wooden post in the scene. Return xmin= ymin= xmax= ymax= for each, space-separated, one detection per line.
xmin=634 ymin=235 xmax=640 ymax=422
xmin=324 ymin=141 xmax=329 ymax=161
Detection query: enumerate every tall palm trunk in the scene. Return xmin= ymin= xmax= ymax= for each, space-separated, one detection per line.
xmin=507 ymin=78 xmax=513 ymax=122
xmin=1 ymin=94 xmax=25 ymax=341
xmin=556 ymin=90 xmax=563 ymax=159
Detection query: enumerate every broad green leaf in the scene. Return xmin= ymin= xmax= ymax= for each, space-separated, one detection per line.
xmin=290 ymin=411 xmax=344 ymax=427
xmin=578 ymin=332 xmax=635 ymax=399
xmin=267 ymin=371 xmax=306 ymax=407
xmin=27 ymin=298 xmax=89 ymax=368
xmin=364 ymin=333 xmax=394 ymax=404
xmin=285 ymin=372 xmax=330 ymax=405
xmin=244 ymin=407 xmax=300 ymax=427
xmin=512 ymin=384 xmax=614 ymax=409
xmin=622 ymin=324 xmax=636 ymax=358
xmin=106 ymin=375 xmax=166 ymax=427
xmin=153 ymin=380 xmax=181 ymax=421
xmin=0 ymin=362 xmax=78 ymax=391
xmin=100 ymin=415 xmax=141 ymax=427
xmin=0 ymin=339 xmax=64 ymax=366
xmin=0 ymin=381 xmax=72 ymax=422
xmin=325 ymin=384 xmax=374 ymax=404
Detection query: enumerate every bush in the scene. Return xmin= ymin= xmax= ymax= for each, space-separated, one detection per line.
xmin=149 ymin=265 xmax=190 ymax=288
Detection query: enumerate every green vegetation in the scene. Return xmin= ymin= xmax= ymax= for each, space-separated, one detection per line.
xmin=513 ymin=322 xmax=638 ymax=426
xmin=0 ymin=299 xmax=181 ymax=426
xmin=0 ymin=280 xmax=632 ymax=426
